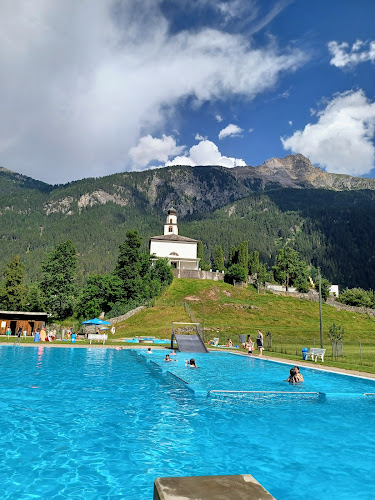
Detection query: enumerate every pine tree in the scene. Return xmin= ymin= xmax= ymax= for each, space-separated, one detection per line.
xmin=197 ymin=241 xmax=210 ymax=271
xmin=26 ymin=283 xmax=46 ymax=312
xmin=115 ymin=230 xmax=144 ymax=301
xmin=41 ymin=240 xmax=78 ymax=319
xmin=214 ymin=246 xmax=225 ymax=272
xmin=228 ymin=245 xmax=237 ymax=267
xmin=248 ymin=251 xmax=260 ymax=275
xmin=254 ymin=263 xmax=268 ymax=294
xmin=2 ymin=255 xmax=27 ymax=311
xmin=237 ymin=241 xmax=249 ymax=273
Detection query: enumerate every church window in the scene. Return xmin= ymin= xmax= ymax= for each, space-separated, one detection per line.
xmin=169 ymin=218 xmax=172 ymax=223
xmin=169 ymin=226 xmax=173 ymax=232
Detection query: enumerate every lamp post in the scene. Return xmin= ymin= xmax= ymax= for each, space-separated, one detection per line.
xmin=318 ymin=269 xmax=323 ymax=348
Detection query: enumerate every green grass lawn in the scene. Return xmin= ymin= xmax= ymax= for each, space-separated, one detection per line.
xmin=113 ymin=279 xmax=375 ymax=374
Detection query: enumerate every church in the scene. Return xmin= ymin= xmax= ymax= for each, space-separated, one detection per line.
xmin=149 ymin=207 xmax=200 ymax=271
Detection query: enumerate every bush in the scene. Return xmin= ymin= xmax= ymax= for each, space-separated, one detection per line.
xmin=338 ymin=288 xmax=374 ymax=308
xmin=225 ymin=264 xmax=247 ymax=284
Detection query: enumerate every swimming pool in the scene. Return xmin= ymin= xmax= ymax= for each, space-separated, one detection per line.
xmin=1 ymin=346 xmax=375 ymax=499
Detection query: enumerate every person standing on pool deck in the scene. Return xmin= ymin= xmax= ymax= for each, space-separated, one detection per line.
xmin=256 ymin=330 xmax=263 ymax=356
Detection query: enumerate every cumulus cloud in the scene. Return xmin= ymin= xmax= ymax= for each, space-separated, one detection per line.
xmin=0 ymin=0 xmax=305 ymax=183
xmin=129 ymin=135 xmax=184 ymax=168
xmin=215 ymin=114 xmax=223 ymax=122
xmin=281 ymin=90 xmax=375 ymax=176
xmin=218 ymin=123 xmax=244 ymax=139
xmin=328 ymin=40 xmax=375 ymax=68
xmin=288 ymin=120 xmax=293 ymax=126
xmin=166 ymin=140 xmax=246 ymax=168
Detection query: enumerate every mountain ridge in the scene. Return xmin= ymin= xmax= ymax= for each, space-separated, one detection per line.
xmin=2 ymin=154 xmax=375 ymax=218
xmin=1 ymin=154 xmax=375 ymax=289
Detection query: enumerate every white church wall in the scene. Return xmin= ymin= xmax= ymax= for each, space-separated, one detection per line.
xmin=150 ymin=240 xmax=197 ymax=259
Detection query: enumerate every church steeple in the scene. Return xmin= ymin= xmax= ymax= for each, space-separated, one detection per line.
xmin=164 ymin=207 xmax=178 ymax=235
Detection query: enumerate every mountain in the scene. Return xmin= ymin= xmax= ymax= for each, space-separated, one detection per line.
xmin=1 ymin=154 xmax=375 ymax=288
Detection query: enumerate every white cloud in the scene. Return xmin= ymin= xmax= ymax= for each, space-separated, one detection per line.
xmin=328 ymin=40 xmax=375 ymax=68
xmin=281 ymin=90 xmax=375 ymax=176
xmin=218 ymin=123 xmax=243 ymax=139
xmin=288 ymin=120 xmax=293 ymax=126
xmin=249 ymin=128 xmax=254 ymax=133
xmin=195 ymin=133 xmax=207 ymax=141
xmin=215 ymin=114 xmax=223 ymax=122
xmin=129 ymin=134 xmax=184 ymax=168
xmin=0 ymin=0 xmax=305 ymax=183
xmin=166 ymin=140 xmax=246 ymax=168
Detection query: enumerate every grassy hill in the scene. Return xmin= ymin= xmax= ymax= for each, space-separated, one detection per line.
xmin=115 ymin=279 xmax=375 ymax=373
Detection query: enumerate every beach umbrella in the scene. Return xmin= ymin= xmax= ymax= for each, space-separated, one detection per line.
xmin=81 ymin=318 xmax=111 ymax=325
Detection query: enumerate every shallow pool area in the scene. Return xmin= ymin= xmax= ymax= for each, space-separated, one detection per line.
xmin=1 ymin=346 xmax=375 ymax=499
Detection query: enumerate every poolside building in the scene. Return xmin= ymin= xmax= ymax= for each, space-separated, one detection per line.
xmin=149 ymin=207 xmax=200 ymax=271
xmin=0 ymin=310 xmax=48 ymax=336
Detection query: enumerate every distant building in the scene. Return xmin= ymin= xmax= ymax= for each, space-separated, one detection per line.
xmin=149 ymin=207 xmax=200 ymax=271
xmin=329 ymin=285 xmax=339 ymax=297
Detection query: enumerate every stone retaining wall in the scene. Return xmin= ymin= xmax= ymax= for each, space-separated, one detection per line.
xmin=173 ymin=269 xmax=224 ymax=280
xmin=110 ymin=306 xmax=146 ymax=325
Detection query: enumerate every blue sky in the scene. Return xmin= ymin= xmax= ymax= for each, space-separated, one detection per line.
xmin=1 ymin=0 xmax=374 ymax=183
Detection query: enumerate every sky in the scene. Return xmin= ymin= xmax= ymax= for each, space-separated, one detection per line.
xmin=1 ymin=0 xmax=375 ymax=184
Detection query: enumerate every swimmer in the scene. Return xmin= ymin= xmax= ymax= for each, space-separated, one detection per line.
xmin=185 ymin=358 xmax=198 ymax=368
xmin=294 ymin=366 xmax=304 ymax=382
xmin=147 ymin=347 xmax=152 ymax=353
xmin=170 ymin=350 xmax=177 ymax=355
xmin=165 ymin=354 xmax=177 ymax=362
xmin=285 ymin=368 xmax=303 ymax=384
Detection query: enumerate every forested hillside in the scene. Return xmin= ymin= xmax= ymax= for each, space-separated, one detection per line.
xmin=1 ymin=155 xmax=375 ymax=288
xmin=181 ymin=189 xmax=375 ymax=288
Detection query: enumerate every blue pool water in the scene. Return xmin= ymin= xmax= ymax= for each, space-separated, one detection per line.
xmin=1 ymin=346 xmax=375 ymax=499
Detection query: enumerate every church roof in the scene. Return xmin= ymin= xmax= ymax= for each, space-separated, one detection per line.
xmin=150 ymin=234 xmax=198 ymax=243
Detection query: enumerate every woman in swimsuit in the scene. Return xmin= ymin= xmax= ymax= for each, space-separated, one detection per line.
xmin=256 ymin=330 xmax=263 ymax=356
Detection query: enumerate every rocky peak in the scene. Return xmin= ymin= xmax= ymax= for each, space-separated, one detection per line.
xmin=259 ymin=154 xmax=320 ymax=177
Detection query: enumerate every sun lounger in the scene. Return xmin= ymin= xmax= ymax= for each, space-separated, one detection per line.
xmin=306 ymin=348 xmax=326 ymax=362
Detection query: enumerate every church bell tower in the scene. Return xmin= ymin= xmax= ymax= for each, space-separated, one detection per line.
xmin=164 ymin=207 xmax=178 ymax=235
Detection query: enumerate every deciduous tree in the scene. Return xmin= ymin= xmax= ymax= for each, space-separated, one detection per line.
xmin=273 ymin=247 xmax=310 ymax=292
xmin=76 ymin=273 xmax=123 ymax=319
xmin=225 ymin=264 xmax=247 ymax=285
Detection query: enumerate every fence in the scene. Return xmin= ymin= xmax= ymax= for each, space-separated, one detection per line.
xmin=184 ymin=301 xmax=204 ymax=341
xmin=262 ymin=331 xmax=375 ymax=370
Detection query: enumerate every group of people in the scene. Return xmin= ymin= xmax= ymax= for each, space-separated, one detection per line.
xmin=151 ymin=342 xmax=306 ymax=380
xmin=160 ymin=350 xmax=198 ymax=368
xmin=242 ymin=330 xmax=264 ymax=355
xmin=285 ymin=366 xmax=304 ymax=384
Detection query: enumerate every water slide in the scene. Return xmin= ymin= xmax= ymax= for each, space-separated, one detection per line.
xmin=174 ymin=334 xmax=209 ymax=353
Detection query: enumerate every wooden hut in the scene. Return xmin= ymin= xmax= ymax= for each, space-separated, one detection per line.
xmin=0 ymin=311 xmax=48 ymax=336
